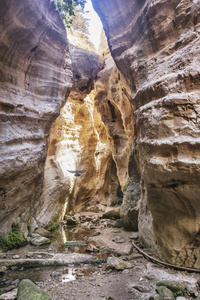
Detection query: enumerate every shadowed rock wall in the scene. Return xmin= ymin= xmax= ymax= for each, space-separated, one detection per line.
xmin=0 ymin=0 xmax=72 ymax=235
xmin=92 ymin=0 xmax=200 ymax=268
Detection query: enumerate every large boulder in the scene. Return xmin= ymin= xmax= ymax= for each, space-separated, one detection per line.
xmin=17 ymin=279 xmax=51 ymax=300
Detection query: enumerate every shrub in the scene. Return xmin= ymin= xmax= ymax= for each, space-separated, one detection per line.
xmin=0 ymin=224 xmax=27 ymax=251
xmin=47 ymin=222 xmax=60 ymax=232
xmin=173 ymin=290 xmax=184 ymax=297
xmin=57 ymin=0 xmax=86 ymax=28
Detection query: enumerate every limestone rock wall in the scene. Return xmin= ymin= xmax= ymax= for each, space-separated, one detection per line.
xmin=36 ymin=31 xmax=136 ymax=225
xmin=35 ymin=46 xmax=106 ymax=225
xmin=92 ymin=0 xmax=200 ymax=268
xmin=95 ymin=31 xmax=135 ymax=210
xmin=0 ymin=0 xmax=72 ymax=235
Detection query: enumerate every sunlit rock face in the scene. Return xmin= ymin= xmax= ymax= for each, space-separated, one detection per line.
xmin=92 ymin=0 xmax=200 ymax=267
xmin=35 ymin=46 xmax=106 ymax=225
xmin=67 ymin=9 xmax=96 ymax=52
xmin=95 ymin=31 xmax=136 ymax=219
xmin=0 ymin=0 xmax=72 ymax=235
xmin=96 ymin=31 xmax=134 ymax=188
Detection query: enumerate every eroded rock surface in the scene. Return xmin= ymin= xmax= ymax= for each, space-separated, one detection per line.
xmin=92 ymin=0 xmax=200 ymax=267
xmin=35 ymin=46 xmax=105 ymax=225
xmin=0 ymin=0 xmax=72 ymax=236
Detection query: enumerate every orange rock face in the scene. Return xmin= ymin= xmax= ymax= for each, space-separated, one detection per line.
xmin=37 ymin=32 xmax=135 ymax=226
xmin=92 ymin=0 xmax=200 ymax=267
xmin=35 ymin=45 xmax=108 ymax=225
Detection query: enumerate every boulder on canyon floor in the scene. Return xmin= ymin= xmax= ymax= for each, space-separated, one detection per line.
xmin=17 ymin=279 xmax=51 ymax=300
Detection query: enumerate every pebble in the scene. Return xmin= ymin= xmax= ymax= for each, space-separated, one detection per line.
xmin=50 ymin=272 xmax=62 ymax=279
xmin=12 ymin=279 xmax=19 ymax=286
xmin=186 ymin=283 xmax=199 ymax=297
xmin=156 ymin=286 xmax=174 ymax=299
xmin=176 ymin=297 xmax=186 ymax=300
xmin=112 ymin=236 xmax=125 ymax=244
xmin=0 ymin=266 xmax=7 ymax=275
xmin=129 ymin=233 xmax=139 ymax=240
xmin=12 ymin=255 xmax=20 ymax=259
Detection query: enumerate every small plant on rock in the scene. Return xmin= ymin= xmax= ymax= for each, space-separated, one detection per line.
xmin=173 ymin=290 xmax=184 ymax=297
xmin=47 ymin=222 xmax=60 ymax=232
xmin=57 ymin=0 xmax=86 ymax=28
xmin=0 ymin=223 xmax=27 ymax=251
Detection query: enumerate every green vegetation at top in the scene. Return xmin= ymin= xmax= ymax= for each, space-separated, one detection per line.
xmin=57 ymin=0 xmax=86 ymax=27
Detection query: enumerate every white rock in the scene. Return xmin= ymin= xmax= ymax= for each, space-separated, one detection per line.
xmin=30 ymin=236 xmax=51 ymax=246
xmin=0 ymin=288 xmax=18 ymax=300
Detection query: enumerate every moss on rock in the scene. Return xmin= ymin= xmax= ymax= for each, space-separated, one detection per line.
xmin=17 ymin=279 xmax=51 ymax=300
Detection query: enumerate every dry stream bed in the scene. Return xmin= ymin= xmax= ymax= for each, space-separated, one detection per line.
xmin=0 ymin=214 xmax=200 ymax=300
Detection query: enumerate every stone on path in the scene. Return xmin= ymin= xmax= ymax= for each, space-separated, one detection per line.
xmin=157 ymin=281 xmax=185 ymax=294
xmin=156 ymin=286 xmax=174 ymax=299
xmin=112 ymin=236 xmax=125 ymax=244
xmin=107 ymin=257 xmax=133 ymax=271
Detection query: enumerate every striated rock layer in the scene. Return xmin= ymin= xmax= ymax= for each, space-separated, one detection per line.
xmin=0 ymin=0 xmax=72 ymax=235
xmin=36 ymin=31 xmax=136 ymax=225
xmin=35 ymin=46 xmax=105 ymax=225
xmin=92 ymin=0 xmax=200 ymax=267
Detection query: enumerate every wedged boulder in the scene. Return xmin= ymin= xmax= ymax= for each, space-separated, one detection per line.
xmin=69 ymin=44 xmax=104 ymax=100
xmin=17 ymin=279 xmax=51 ymax=300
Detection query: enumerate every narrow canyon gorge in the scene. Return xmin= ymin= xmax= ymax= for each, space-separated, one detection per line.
xmin=0 ymin=0 xmax=200 ymax=299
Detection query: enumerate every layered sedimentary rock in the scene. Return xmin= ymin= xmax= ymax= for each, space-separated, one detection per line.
xmin=95 ymin=31 xmax=136 ymax=214
xmin=67 ymin=9 xmax=96 ymax=52
xmin=92 ymin=0 xmax=200 ymax=267
xmin=96 ymin=31 xmax=134 ymax=189
xmin=0 ymin=0 xmax=72 ymax=235
xmin=35 ymin=46 xmax=105 ymax=225
xmin=36 ymin=30 xmax=136 ymax=225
